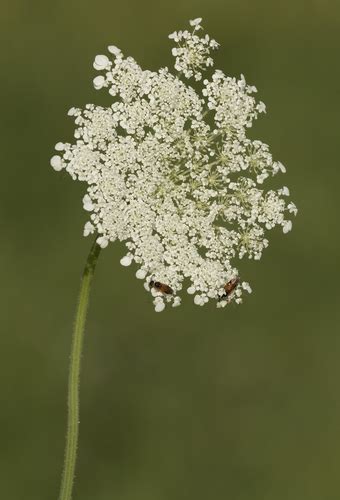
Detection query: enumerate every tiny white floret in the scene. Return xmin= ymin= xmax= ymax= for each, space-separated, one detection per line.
xmin=108 ymin=45 xmax=122 ymax=56
xmin=82 ymin=194 xmax=94 ymax=211
xmin=93 ymin=54 xmax=109 ymax=70
xmin=50 ymin=155 xmax=62 ymax=171
xmin=93 ymin=75 xmax=105 ymax=90
xmin=288 ymin=202 xmax=298 ymax=215
xmin=278 ymin=161 xmax=286 ymax=173
xmin=172 ymin=297 xmax=181 ymax=307
xmin=242 ymin=282 xmax=252 ymax=293
xmin=96 ymin=236 xmax=109 ymax=248
xmin=55 ymin=142 xmax=65 ymax=151
xmin=120 ymin=255 xmax=132 ymax=267
xmin=216 ymin=300 xmax=226 ymax=308
xmin=282 ymin=220 xmax=293 ymax=234
xmin=189 ymin=17 xmax=202 ymax=26
xmin=257 ymin=172 xmax=269 ymax=184
xmin=155 ymin=301 xmax=166 ymax=312
xmin=194 ymin=295 xmax=203 ymax=306
xmin=83 ymin=221 xmax=94 ymax=237
xmin=136 ymin=269 xmax=147 ymax=279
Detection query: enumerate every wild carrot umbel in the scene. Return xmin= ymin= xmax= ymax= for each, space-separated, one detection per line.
xmin=51 ymin=18 xmax=297 ymax=312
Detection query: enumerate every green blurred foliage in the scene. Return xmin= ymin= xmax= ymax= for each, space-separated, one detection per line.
xmin=1 ymin=0 xmax=340 ymax=499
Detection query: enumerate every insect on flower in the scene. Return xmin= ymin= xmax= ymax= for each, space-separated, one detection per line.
xmin=149 ymin=281 xmax=174 ymax=295
xmin=219 ymin=277 xmax=240 ymax=302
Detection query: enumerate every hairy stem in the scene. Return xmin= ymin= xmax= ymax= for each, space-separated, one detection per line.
xmin=58 ymin=238 xmax=101 ymax=500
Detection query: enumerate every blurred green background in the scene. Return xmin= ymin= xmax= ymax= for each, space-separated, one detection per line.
xmin=1 ymin=0 xmax=340 ymax=499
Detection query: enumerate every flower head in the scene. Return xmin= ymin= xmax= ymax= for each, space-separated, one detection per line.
xmin=51 ymin=18 xmax=297 ymax=311
xmin=169 ymin=17 xmax=219 ymax=81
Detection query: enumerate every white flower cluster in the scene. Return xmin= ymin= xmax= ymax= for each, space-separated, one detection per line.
xmin=51 ymin=18 xmax=297 ymax=312
xmin=169 ymin=17 xmax=219 ymax=81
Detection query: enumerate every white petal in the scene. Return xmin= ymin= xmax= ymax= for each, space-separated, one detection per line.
xmin=55 ymin=142 xmax=65 ymax=151
xmin=82 ymin=194 xmax=94 ymax=211
xmin=242 ymin=282 xmax=252 ymax=293
xmin=189 ymin=17 xmax=202 ymax=26
xmin=96 ymin=236 xmax=109 ymax=248
xmin=136 ymin=269 xmax=147 ymax=279
xmin=194 ymin=295 xmax=203 ymax=305
xmin=83 ymin=221 xmax=94 ymax=237
xmin=93 ymin=54 xmax=109 ymax=70
xmin=108 ymin=45 xmax=121 ymax=56
xmin=155 ymin=302 xmax=165 ymax=312
xmin=288 ymin=202 xmax=298 ymax=215
xmin=120 ymin=255 xmax=132 ymax=266
xmin=50 ymin=155 xmax=62 ymax=171
xmin=93 ymin=75 xmax=105 ymax=90
xmin=172 ymin=297 xmax=181 ymax=307
xmin=278 ymin=161 xmax=286 ymax=173
xmin=282 ymin=220 xmax=292 ymax=234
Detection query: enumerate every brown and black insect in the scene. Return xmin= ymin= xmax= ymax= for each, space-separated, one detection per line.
xmin=149 ymin=280 xmax=173 ymax=295
xmin=218 ymin=277 xmax=240 ymax=301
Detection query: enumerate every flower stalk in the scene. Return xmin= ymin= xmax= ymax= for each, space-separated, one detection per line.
xmin=58 ymin=238 xmax=101 ymax=500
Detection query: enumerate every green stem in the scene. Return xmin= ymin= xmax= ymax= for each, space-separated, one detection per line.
xmin=58 ymin=238 xmax=101 ymax=500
